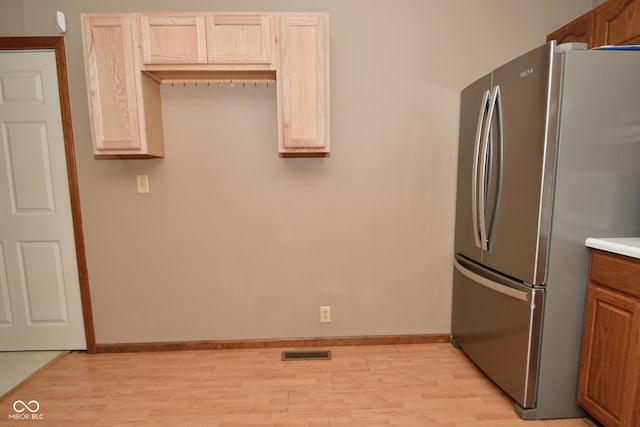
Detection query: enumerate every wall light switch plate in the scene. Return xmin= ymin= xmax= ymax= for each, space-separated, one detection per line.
xmin=136 ymin=175 xmax=150 ymax=193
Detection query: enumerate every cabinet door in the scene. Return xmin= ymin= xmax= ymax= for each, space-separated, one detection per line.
xmin=276 ymin=13 xmax=330 ymax=156
xmin=546 ymin=13 xmax=593 ymax=47
xmin=577 ymin=283 xmax=640 ymax=427
xmin=82 ymin=14 xmax=164 ymax=157
xmin=81 ymin=14 xmax=141 ymax=151
xmin=206 ymin=14 xmax=273 ymax=65
xmin=593 ymin=0 xmax=640 ymax=46
xmin=141 ymin=14 xmax=207 ymax=64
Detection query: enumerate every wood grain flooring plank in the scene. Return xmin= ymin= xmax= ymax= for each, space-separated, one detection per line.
xmin=0 ymin=343 xmax=591 ymax=426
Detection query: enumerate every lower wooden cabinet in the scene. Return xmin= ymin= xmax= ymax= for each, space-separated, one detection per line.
xmin=577 ymin=250 xmax=640 ymax=427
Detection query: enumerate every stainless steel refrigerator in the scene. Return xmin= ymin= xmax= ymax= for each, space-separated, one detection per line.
xmin=451 ymin=41 xmax=640 ymax=420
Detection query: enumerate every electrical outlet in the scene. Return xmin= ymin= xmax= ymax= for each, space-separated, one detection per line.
xmin=320 ymin=306 xmax=331 ymax=323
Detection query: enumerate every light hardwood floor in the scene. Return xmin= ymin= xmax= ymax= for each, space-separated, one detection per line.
xmin=0 ymin=343 xmax=592 ymax=426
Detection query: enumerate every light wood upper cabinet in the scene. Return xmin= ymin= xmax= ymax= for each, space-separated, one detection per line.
xmin=81 ymin=13 xmax=164 ymax=157
xmin=140 ymin=14 xmax=207 ymax=64
xmin=206 ymin=14 xmax=273 ymax=65
xmin=140 ymin=13 xmax=274 ymax=68
xmin=82 ymin=11 xmax=329 ymax=158
xmin=276 ymin=13 xmax=330 ymax=156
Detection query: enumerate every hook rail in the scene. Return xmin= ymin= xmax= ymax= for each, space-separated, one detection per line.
xmin=162 ymin=79 xmax=276 ymax=87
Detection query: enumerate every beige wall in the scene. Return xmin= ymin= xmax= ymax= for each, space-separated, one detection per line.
xmin=0 ymin=0 xmax=591 ymax=344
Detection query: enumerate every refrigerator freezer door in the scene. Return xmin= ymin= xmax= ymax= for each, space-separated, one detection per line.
xmin=454 ymin=72 xmax=492 ymax=264
xmin=481 ymin=43 xmax=560 ymax=285
xmin=452 ymin=256 xmax=544 ymax=409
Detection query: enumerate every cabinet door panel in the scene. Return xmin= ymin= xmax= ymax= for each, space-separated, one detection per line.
xmin=593 ymin=0 xmax=640 ymax=46
xmin=206 ymin=14 xmax=273 ymax=65
xmin=82 ymin=14 xmax=141 ymax=150
xmin=141 ymin=15 xmax=207 ymax=64
xmin=578 ymin=283 xmax=640 ymax=427
xmin=277 ymin=14 xmax=330 ymax=155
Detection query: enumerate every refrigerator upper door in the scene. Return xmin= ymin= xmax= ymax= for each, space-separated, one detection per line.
xmin=454 ymin=72 xmax=492 ymax=264
xmin=481 ymin=43 xmax=560 ymax=285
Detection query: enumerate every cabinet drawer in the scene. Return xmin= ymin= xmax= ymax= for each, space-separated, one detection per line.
xmin=590 ymin=250 xmax=640 ymax=298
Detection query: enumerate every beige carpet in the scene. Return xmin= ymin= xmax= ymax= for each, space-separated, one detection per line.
xmin=0 ymin=351 xmax=64 ymax=398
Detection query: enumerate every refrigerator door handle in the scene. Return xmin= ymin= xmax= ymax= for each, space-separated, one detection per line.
xmin=479 ymin=85 xmax=500 ymax=251
xmin=487 ymin=85 xmax=504 ymax=245
xmin=455 ymin=259 xmax=530 ymax=302
xmin=472 ymin=89 xmax=491 ymax=249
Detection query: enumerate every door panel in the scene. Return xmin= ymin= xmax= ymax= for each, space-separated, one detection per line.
xmin=481 ymin=43 xmax=558 ymax=285
xmin=452 ymin=256 xmax=544 ymax=409
xmin=3 ymin=122 xmax=55 ymax=212
xmin=0 ymin=244 xmax=11 ymax=325
xmin=0 ymin=50 xmax=86 ymax=350
xmin=19 ymin=242 xmax=68 ymax=323
xmin=454 ymin=73 xmax=491 ymax=264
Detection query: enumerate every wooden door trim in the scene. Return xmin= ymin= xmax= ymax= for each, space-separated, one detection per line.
xmin=0 ymin=36 xmax=96 ymax=354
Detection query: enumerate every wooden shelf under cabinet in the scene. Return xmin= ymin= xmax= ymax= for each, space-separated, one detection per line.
xmin=577 ymin=249 xmax=640 ymax=427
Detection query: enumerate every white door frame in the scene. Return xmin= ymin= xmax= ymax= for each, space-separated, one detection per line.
xmin=0 ymin=36 xmax=95 ymax=353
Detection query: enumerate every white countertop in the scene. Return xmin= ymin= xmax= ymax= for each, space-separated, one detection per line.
xmin=585 ymin=237 xmax=640 ymax=259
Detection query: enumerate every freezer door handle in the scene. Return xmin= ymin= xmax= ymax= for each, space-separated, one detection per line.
xmin=454 ymin=259 xmax=529 ymax=301
xmin=472 ymin=89 xmax=491 ymax=249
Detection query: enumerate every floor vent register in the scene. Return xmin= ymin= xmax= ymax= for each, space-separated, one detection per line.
xmin=281 ymin=350 xmax=332 ymax=361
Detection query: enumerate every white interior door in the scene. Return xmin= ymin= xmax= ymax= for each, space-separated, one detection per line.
xmin=0 ymin=50 xmax=86 ymax=350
